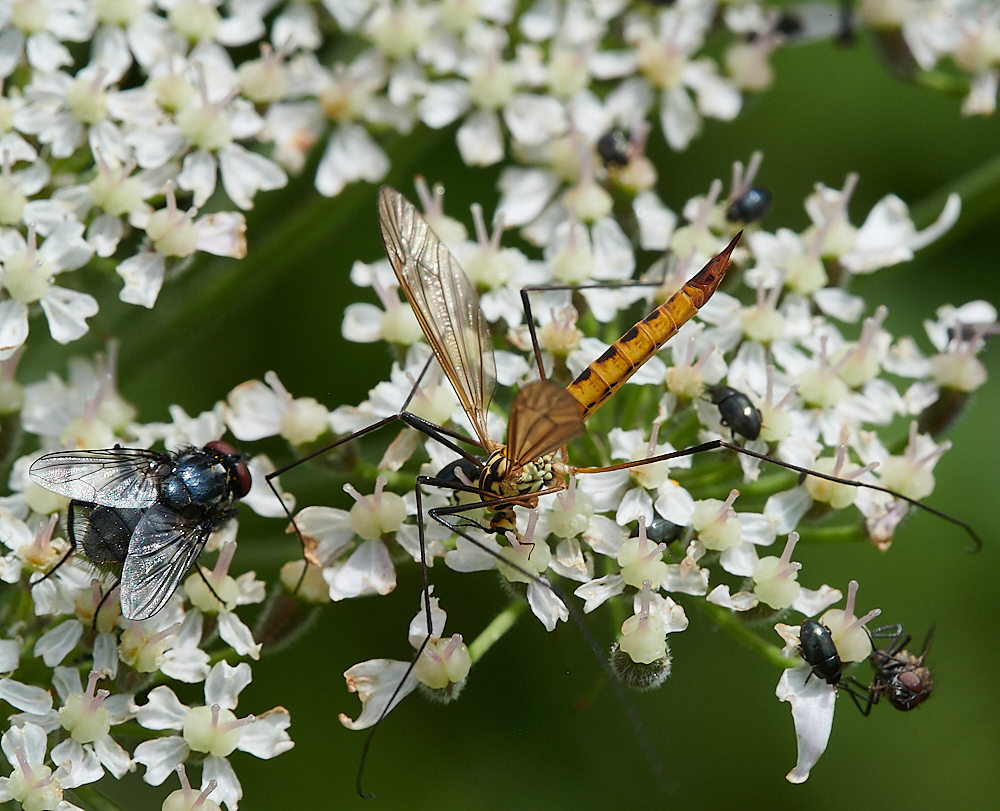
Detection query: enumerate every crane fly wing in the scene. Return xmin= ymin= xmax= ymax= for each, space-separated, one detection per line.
xmin=29 ymin=448 xmax=168 ymax=508
xmin=506 ymin=380 xmax=585 ymax=467
xmin=378 ymin=186 xmax=496 ymax=449
xmin=120 ymin=504 xmax=211 ymax=621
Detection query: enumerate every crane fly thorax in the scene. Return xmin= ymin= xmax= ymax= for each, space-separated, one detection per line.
xmin=477 ymin=448 xmax=566 ymax=538
xmin=478 ymin=448 xmax=559 ymax=502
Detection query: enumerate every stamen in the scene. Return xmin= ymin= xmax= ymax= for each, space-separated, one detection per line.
xmin=471 ymin=203 xmax=489 ymax=246
xmin=213 ymin=540 xmax=236 ymax=578
xmin=197 ymin=780 xmax=219 ymax=807
xmin=717 ymin=489 xmax=739 ymax=520
xmin=637 ymin=579 xmax=652 ymax=622
xmin=779 ymin=531 xmax=799 ymax=567
xmin=844 ymin=579 xmax=859 ymax=616
xmin=176 ymin=764 xmax=194 ymax=797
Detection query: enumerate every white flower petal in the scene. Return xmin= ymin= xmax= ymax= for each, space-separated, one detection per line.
xmin=94 ymin=734 xmax=132 ymax=779
xmin=177 ymin=150 xmax=218 ymax=208
xmin=582 ymin=514 xmax=627 ymax=556
xmin=0 ymin=28 xmax=23 ymax=78
xmin=203 ymin=755 xmax=242 ymax=811
xmin=134 ymin=737 xmax=189 ymax=786
xmin=325 ymin=539 xmax=396 ymax=600
xmin=160 ymin=646 xmax=211 ymax=684
xmin=791 ymin=585 xmax=843 ymax=618
xmin=219 ymin=143 xmax=287 ymax=210
xmin=342 ymin=302 xmax=386 ymax=343
xmin=504 ymin=93 xmax=567 ymax=146
xmin=136 ymin=686 xmax=188 ymax=730
xmin=526 ymin=579 xmax=569 ymax=631
xmin=241 ymin=454 xmax=294 ymax=519
xmin=26 ymin=32 xmax=72 ymax=72
xmin=195 ymin=212 xmax=247 ymax=258
xmin=574 ymin=573 xmax=625 ymax=613
xmin=217 ymin=611 xmax=261 ymax=660
xmin=50 ymin=738 xmax=103 ymax=789
xmin=445 ymin=533 xmax=501 ymax=572
xmin=456 ymin=109 xmax=504 ymax=167
xmin=0 ymin=638 xmax=21 ymax=673
xmin=288 ymin=505 xmax=355 ymax=567
xmin=314 ymin=124 xmax=389 ymax=198
xmin=707 ymin=584 xmax=757 ymax=611
xmin=496 ymin=166 xmax=559 ymax=227
xmin=661 ymin=86 xmax=699 ymax=151
xmin=418 ymin=80 xmax=470 ymax=129
xmin=0 ymin=298 xmax=29 ymax=359
xmin=634 ymin=191 xmax=677 ymax=251
xmin=87 ymin=213 xmax=125 ymax=258
xmin=205 ymin=661 xmax=252 ymax=711
xmin=776 ymin=666 xmax=836 ymax=784
xmin=813 ymin=288 xmax=865 ymax=323
xmin=339 ymin=659 xmax=417 ymax=730
xmin=33 ymin=620 xmax=82 ymax=667
xmin=236 ymin=708 xmax=294 ymax=758
xmin=41 ymin=287 xmax=98 ymax=343
xmin=0 ymin=678 xmax=53 ymax=715
xmin=764 ymin=486 xmax=812 ymax=535
xmin=1 ymin=722 xmax=49 ymax=764
xmin=719 ymin=541 xmax=758 ymax=577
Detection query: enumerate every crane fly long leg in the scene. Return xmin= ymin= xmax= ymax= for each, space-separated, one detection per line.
xmin=423 ymin=481 xmax=674 ymax=795
xmin=264 ymin=408 xmax=486 ymax=569
xmin=519 ymin=278 xmax=668 ymax=383
xmin=573 ymin=439 xmax=983 ymax=551
xmin=518 ymin=236 xmax=740 ymax=385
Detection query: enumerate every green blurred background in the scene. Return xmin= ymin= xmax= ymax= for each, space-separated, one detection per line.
xmin=34 ymin=31 xmax=1000 ymax=811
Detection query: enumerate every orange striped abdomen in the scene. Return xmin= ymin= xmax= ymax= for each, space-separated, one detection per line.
xmin=565 ymin=233 xmax=741 ymax=421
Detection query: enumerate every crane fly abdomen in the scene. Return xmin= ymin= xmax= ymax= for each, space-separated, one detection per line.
xmin=566 ymin=233 xmax=740 ymax=422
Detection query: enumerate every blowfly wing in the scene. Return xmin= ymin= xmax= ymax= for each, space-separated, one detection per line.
xmin=506 ymin=380 xmax=585 ymax=467
xmin=29 ymin=448 xmax=168 ymax=508
xmin=377 ymin=186 xmax=497 ymax=449
xmin=120 ymin=504 xmax=211 ymax=621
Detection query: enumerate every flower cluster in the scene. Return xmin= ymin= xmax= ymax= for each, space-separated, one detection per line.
xmin=0 ymin=0 xmax=993 ymax=359
xmin=0 ymin=0 xmax=996 ymax=804
xmin=0 ymin=351 xmax=296 ymax=810
xmin=4 ymin=155 xmax=990 ymax=797
xmin=303 ymin=165 xmax=991 ymax=782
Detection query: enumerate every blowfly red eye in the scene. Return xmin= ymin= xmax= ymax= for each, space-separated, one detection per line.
xmin=206 ymin=440 xmax=239 ymax=457
xmin=233 ymin=458 xmax=252 ymax=498
xmin=205 ymin=440 xmax=252 ymax=497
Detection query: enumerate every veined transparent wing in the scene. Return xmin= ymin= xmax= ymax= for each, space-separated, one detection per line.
xmin=506 ymin=380 xmax=585 ymax=467
xmin=377 ymin=186 xmax=497 ymax=449
xmin=120 ymin=504 xmax=211 ymax=621
xmin=29 ymin=448 xmax=168 ymax=508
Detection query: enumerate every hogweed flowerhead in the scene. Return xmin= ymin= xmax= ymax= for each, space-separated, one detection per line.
xmin=0 ymin=0 xmax=994 ymax=803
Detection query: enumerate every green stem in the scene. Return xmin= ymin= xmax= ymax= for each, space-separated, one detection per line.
xmin=795 ymin=522 xmax=866 ymax=545
xmin=65 ymin=785 xmax=127 ymax=811
xmin=468 ymin=600 xmax=527 ymax=664
xmin=909 ymin=150 xmax=1000 ymax=242
xmin=913 ymin=68 xmax=972 ymax=96
xmin=696 ymin=600 xmax=792 ymax=670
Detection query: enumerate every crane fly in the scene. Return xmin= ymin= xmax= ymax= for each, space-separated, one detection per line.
xmin=267 ymin=185 xmax=980 ymax=794
xmin=376 ymin=185 xmax=738 ymax=540
xmin=262 ymin=188 xmax=737 ymax=794
xmin=371 ymin=186 xmax=980 ymax=552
